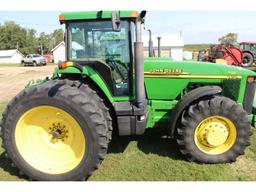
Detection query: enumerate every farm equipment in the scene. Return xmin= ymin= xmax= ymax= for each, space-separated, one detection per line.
xmin=198 ymin=44 xmax=243 ymax=66
xmin=239 ymin=42 xmax=256 ymax=67
xmin=1 ymin=11 xmax=256 ymax=181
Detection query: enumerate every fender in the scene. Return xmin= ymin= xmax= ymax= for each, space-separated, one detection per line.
xmin=169 ymin=86 xmax=222 ymax=136
xmin=54 ymin=65 xmax=114 ymax=103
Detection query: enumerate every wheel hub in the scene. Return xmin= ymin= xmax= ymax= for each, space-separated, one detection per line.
xmin=200 ymin=122 xmax=229 ymax=147
xmin=194 ymin=116 xmax=237 ymax=155
xmin=49 ymin=123 xmax=68 ymax=141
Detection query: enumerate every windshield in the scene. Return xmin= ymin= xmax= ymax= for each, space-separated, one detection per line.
xmin=69 ymin=20 xmax=130 ymax=62
xmin=68 ymin=20 xmax=132 ymax=96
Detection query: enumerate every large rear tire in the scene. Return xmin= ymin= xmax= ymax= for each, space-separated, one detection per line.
xmin=0 ymin=79 xmax=111 ymax=180
xmin=175 ymin=96 xmax=252 ymax=163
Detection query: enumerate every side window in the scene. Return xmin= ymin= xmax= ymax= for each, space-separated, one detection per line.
xmin=69 ymin=21 xmax=131 ymax=97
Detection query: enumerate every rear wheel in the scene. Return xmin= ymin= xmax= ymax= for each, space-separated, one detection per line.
xmin=175 ymin=96 xmax=251 ymax=163
xmin=33 ymin=61 xmax=37 ymax=66
xmin=242 ymin=52 xmax=254 ymax=67
xmin=21 ymin=61 xmax=25 ymax=66
xmin=1 ymin=79 xmax=111 ymax=180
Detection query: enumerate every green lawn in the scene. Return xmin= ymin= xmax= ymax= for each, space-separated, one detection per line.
xmin=0 ymin=103 xmax=256 ymax=181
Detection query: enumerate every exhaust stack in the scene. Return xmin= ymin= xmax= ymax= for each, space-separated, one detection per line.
xmin=134 ymin=11 xmax=146 ymax=109
xmin=157 ymin=37 xmax=161 ymax=57
xmin=148 ymin=29 xmax=153 ymax=57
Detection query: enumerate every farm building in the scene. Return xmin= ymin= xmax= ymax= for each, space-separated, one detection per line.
xmin=142 ymin=34 xmax=184 ymax=61
xmin=0 ymin=49 xmax=24 ymax=64
xmin=51 ymin=41 xmax=65 ymax=64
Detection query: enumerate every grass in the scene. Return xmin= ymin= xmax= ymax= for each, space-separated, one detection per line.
xmin=0 ymin=103 xmax=256 ymax=181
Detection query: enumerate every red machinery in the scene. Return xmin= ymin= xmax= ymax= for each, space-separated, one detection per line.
xmin=202 ymin=44 xmax=243 ymax=66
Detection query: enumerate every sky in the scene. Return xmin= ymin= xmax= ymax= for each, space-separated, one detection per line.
xmin=0 ymin=11 xmax=256 ymax=44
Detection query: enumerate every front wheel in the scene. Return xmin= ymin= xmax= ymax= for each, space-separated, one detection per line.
xmin=1 ymin=80 xmax=111 ymax=180
xmin=175 ymin=96 xmax=252 ymax=163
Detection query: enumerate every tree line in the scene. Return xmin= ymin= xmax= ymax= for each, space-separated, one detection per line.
xmin=0 ymin=21 xmax=64 ymax=55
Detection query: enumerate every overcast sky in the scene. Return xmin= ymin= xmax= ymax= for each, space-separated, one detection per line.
xmin=0 ymin=11 xmax=256 ymax=44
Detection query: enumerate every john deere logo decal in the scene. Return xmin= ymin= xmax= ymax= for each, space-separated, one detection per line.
xmin=147 ymin=68 xmax=189 ymax=75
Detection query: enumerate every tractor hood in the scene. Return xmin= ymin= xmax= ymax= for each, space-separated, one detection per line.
xmin=144 ymin=58 xmax=256 ymax=78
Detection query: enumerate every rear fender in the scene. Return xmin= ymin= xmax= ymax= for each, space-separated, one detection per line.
xmin=54 ymin=66 xmax=114 ymax=103
xmin=169 ymin=86 xmax=222 ymax=136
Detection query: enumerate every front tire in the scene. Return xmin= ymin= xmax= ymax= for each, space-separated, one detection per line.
xmin=175 ymin=96 xmax=252 ymax=163
xmin=1 ymin=79 xmax=111 ymax=180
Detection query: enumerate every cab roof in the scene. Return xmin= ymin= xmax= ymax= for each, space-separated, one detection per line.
xmin=59 ymin=11 xmax=139 ymax=23
xmin=240 ymin=42 xmax=256 ymax=45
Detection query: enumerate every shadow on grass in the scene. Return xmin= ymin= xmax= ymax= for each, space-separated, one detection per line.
xmin=0 ymin=152 xmax=27 ymax=180
xmin=108 ymin=128 xmax=184 ymax=161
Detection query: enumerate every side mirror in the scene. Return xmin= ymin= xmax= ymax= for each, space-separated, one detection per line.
xmin=111 ymin=13 xmax=121 ymax=32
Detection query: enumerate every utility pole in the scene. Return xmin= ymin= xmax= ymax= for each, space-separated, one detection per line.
xmin=40 ymin=44 xmax=44 ymax=55
xmin=16 ymin=42 xmax=19 ymax=50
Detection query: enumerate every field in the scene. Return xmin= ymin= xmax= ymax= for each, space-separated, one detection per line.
xmin=184 ymin=44 xmax=211 ymax=52
xmin=0 ymin=65 xmax=256 ymax=181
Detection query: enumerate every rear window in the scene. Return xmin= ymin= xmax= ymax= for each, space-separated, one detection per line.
xmin=32 ymin=54 xmax=41 ymax=58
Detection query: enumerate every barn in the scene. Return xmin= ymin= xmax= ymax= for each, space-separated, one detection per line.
xmin=51 ymin=41 xmax=65 ymax=64
xmin=0 ymin=49 xmax=24 ymax=64
xmin=142 ymin=34 xmax=184 ymax=61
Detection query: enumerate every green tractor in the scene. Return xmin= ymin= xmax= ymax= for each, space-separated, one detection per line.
xmin=240 ymin=42 xmax=256 ymax=67
xmin=1 ymin=11 xmax=256 ymax=181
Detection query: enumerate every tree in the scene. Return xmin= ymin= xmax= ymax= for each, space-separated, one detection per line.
xmin=38 ymin=32 xmax=51 ymax=54
xmin=0 ymin=21 xmax=64 ymax=55
xmin=218 ymin=33 xmax=238 ymax=45
xmin=52 ymin=29 xmax=64 ymax=46
xmin=0 ymin=21 xmax=38 ymax=55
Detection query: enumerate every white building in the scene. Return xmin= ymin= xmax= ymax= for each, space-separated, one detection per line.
xmin=51 ymin=42 xmax=65 ymax=64
xmin=142 ymin=34 xmax=184 ymax=61
xmin=0 ymin=49 xmax=24 ymax=64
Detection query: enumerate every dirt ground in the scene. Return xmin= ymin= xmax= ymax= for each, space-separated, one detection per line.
xmin=0 ymin=65 xmax=56 ymax=102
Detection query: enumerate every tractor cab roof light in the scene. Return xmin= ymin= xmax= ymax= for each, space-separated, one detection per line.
xmin=130 ymin=11 xmax=139 ymax=17
xmin=58 ymin=61 xmax=74 ymax=69
xmin=247 ymin=76 xmax=254 ymax=82
xmin=59 ymin=15 xmax=65 ymax=23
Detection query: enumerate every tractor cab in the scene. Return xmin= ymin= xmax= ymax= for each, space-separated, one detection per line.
xmin=60 ymin=11 xmax=139 ymax=97
xmin=239 ymin=42 xmax=256 ymax=66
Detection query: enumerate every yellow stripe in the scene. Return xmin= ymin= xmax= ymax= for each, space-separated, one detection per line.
xmin=144 ymin=74 xmax=242 ymax=79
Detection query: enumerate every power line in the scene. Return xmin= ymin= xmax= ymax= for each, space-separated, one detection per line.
xmin=0 ymin=17 xmax=59 ymax=27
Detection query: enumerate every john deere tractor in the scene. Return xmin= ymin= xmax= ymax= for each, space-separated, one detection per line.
xmin=1 ymin=11 xmax=256 ymax=181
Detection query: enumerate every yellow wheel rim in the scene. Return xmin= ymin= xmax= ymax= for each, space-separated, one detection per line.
xmin=194 ymin=116 xmax=236 ymax=155
xmin=15 ymin=106 xmax=86 ymax=174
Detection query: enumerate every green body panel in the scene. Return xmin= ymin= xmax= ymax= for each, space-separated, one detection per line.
xmin=54 ymin=59 xmax=256 ymax=129
xmin=144 ymin=58 xmax=255 ymax=102
xmin=60 ymin=11 xmax=138 ymax=21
